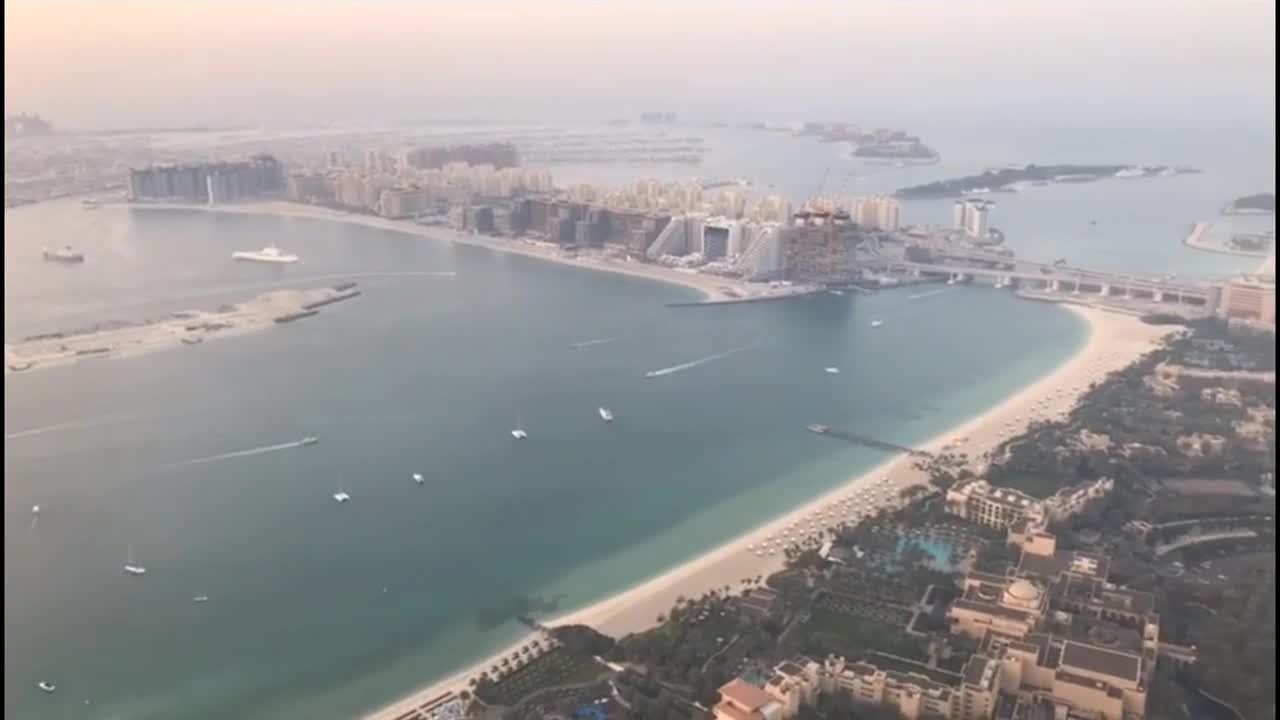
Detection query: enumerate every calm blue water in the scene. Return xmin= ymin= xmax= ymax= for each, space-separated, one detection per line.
xmin=3 ymin=113 xmax=1270 ymax=719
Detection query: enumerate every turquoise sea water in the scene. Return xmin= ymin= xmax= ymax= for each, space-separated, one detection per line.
xmin=5 ymin=205 xmax=1088 ymax=719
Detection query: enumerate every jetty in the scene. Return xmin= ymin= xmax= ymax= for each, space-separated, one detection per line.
xmin=806 ymin=424 xmax=930 ymax=457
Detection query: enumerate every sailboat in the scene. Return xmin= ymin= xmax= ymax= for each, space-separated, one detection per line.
xmin=333 ymin=475 xmax=351 ymax=503
xmin=511 ymin=413 xmax=528 ymax=439
xmin=124 ymin=545 xmax=147 ymax=576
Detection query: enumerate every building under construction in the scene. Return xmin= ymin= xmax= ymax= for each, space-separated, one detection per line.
xmin=780 ymin=210 xmax=863 ymax=284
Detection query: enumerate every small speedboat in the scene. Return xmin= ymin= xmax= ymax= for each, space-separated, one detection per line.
xmin=42 ymin=246 xmax=85 ymax=263
xmin=231 ymin=246 xmax=298 ymax=264
xmin=824 ymin=367 xmax=840 ymax=375
xmin=124 ymin=545 xmax=146 ymax=576
xmin=598 ymin=407 xmax=614 ymax=422
xmin=38 ymin=681 xmax=56 ymax=693
xmin=299 ymin=437 xmax=318 ymax=446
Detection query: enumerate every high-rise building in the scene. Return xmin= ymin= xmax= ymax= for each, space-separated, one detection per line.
xmin=780 ymin=211 xmax=862 ymax=284
xmin=379 ymin=187 xmax=432 ymax=219
xmin=953 ymin=199 xmax=993 ymax=239
xmin=127 ymin=156 xmax=283 ymax=204
xmin=851 ymin=194 xmax=901 ymax=232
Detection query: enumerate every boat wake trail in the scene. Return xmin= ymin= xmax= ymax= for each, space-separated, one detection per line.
xmin=570 ymin=337 xmax=619 ymax=349
xmin=907 ymin=288 xmax=950 ymax=301
xmin=644 ymin=340 xmax=762 ymax=378
xmin=6 ymin=414 xmax=130 ymax=442
xmin=168 ymin=439 xmax=313 ymax=467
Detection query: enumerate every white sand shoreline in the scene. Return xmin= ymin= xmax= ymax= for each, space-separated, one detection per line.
xmin=363 ymin=304 xmax=1173 ymax=719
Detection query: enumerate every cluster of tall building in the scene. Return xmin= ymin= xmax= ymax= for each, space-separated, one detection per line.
xmin=127 ymin=155 xmax=284 ymax=204
xmin=953 ymin=198 xmax=994 ymax=239
xmin=286 ymin=161 xmax=553 ymax=219
xmin=560 ymin=178 xmax=790 ymax=224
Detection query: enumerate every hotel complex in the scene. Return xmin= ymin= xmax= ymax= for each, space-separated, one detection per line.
xmin=716 ymin=524 xmax=1160 ymax=720
xmin=715 ymin=472 xmax=1156 ymax=720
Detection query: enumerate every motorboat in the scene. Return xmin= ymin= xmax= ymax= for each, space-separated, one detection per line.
xmin=333 ymin=491 xmax=351 ymax=503
xmin=299 ymin=436 xmax=318 ymax=446
xmin=870 ymin=320 xmax=884 ymax=328
xmin=824 ymin=367 xmax=840 ymax=375
xmin=193 ymin=595 xmax=209 ymax=603
xmin=598 ymin=407 xmax=614 ymax=422
xmin=31 ymin=505 xmax=40 ymax=515
xmin=511 ymin=429 xmax=529 ymax=439
xmin=412 ymin=472 xmax=424 ymax=484
xmin=38 ymin=681 xmax=56 ymax=693
xmin=124 ymin=545 xmax=147 ymax=576
xmin=231 ymin=246 xmax=298 ymax=264
xmin=42 ymin=246 xmax=85 ymax=263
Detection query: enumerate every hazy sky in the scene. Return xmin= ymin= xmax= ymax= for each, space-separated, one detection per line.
xmin=5 ymin=1 xmax=1275 ymax=129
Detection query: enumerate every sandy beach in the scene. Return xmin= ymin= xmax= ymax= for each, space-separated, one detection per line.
xmin=363 ymin=304 xmax=1173 ymax=719
xmin=4 ymin=285 xmax=359 ymax=375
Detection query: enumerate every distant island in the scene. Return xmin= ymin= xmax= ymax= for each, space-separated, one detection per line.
xmin=797 ymin=122 xmax=940 ymax=163
xmin=1224 ymin=192 xmax=1275 ymax=214
xmin=896 ymin=163 xmax=1201 ymax=199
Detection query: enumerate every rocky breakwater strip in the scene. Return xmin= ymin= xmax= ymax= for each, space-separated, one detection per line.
xmin=896 ymin=163 xmax=1200 ymax=199
xmin=5 ymin=284 xmax=362 ymax=374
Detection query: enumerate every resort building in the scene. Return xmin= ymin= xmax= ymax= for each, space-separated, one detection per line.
xmin=823 ymin=657 xmax=961 ymax=719
xmin=1217 ymin=273 xmax=1276 ymax=325
xmin=945 ymin=478 xmax=1113 ymax=532
xmin=763 ymin=659 xmax=823 ymax=718
xmin=945 ymin=531 xmax=1157 ymax=719
xmin=713 ymin=679 xmax=785 ymax=720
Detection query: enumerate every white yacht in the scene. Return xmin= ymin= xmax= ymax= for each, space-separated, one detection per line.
xmin=824 ymin=367 xmax=840 ymax=375
xmin=38 ymin=681 xmax=56 ymax=693
xmin=598 ymin=407 xmax=614 ymax=422
xmin=123 ymin=545 xmax=147 ymax=576
xmin=333 ymin=476 xmax=351 ymax=503
xmin=42 ymin=246 xmax=85 ymax=263
xmin=412 ymin=472 xmax=424 ymax=484
xmin=870 ymin=320 xmax=885 ymax=328
xmin=231 ymin=245 xmax=299 ymax=264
